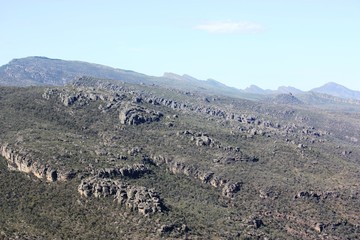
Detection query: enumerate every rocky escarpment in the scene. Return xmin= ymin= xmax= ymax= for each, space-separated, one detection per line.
xmin=44 ymin=80 xmax=330 ymax=148
xmin=139 ymin=91 xmax=330 ymax=146
xmin=65 ymin=78 xmax=260 ymax=125
xmin=119 ymin=104 xmax=163 ymax=125
xmin=0 ymin=144 xmax=75 ymax=182
xmin=43 ymin=87 xmax=125 ymax=107
xmin=150 ymin=154 xmax=241 ymax=198
xmin=177 ymin=130 xmax=258 ymax=164
xmin=92 ymin=164 xmax=149 ymax=179
xmin=1 ymin=141 xmax=165 ymax=216
xmin=43 ymin=87 xmax=164 ymax=126
xmin=78 ymin=177 xmax=165 ymax=215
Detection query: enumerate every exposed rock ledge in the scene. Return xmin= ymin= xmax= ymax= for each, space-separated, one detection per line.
xmin=0 ymin=144 xmax=75 ymax=182
xmin=93 ymin=164 xmax=149 ymax=179
xmin=119 ymin=104 xmax=163 ymax=125
xmin=78 ymin=177 xmax=165 ymax=216
xmin=294 ymin=190 xmax=341 ymax=201
xmin=150 ymin=154 xmax=241 ymax=198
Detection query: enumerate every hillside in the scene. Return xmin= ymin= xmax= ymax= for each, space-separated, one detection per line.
xmin=311 ymin=82 xmax=360 ymax=100
xmin=0 ymin=56 xmax=153 ymax=86
xmin=1 ymin=76 xmax=359 ymax=239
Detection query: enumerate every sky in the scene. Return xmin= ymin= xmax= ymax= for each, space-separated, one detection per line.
xmin=1 ymin=0 xmax=360 ymax=91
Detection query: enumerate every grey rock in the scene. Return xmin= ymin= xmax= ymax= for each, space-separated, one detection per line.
xmin=78 ymin=177 xmax=165 ymax=216
xmin=0 ymin=143 xmax=66 ymax=182
xmin=314 ymin=222 xmax=325 ymax=233
xmin=222 ymin=182 xmax=241 ymax=198
xmin=119 ymin=104 xmax=163 ymax=125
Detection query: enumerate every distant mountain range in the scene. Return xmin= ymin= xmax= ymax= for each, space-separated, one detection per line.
xmin=244 ymin=85 xmax=305 ymax=95
xmin=0 ymin=56 xmax=245 ymax=98
xmin=1 ymin=56 xmax=359 ymax=100
xmin=243 ymin=82 xmax=360 ymax=100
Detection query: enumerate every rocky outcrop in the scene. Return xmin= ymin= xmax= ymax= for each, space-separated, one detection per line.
xmin=194 ymin=134 xmax=213 ymax=147
xmin=294 ymin=190 xmax=341 ymax=201
xmin=179 ymin=130 xmax=242 ymax=153
xmin=150 ymin=154 xmax=241 ymax=198
xmin=119 ymin=104 xmax=163 ymax=125
xmin=213 ymin=155 xmax=259 ymax=164
xmin=78 ymin=177 xmax=119 ymax=198
xmin=44 ymin=82 xmax=329 ymax=148
xmin=222 ymin=182 xmax=242 ymax=198
xmin=52 ymin=80 xmax=332 ymax=147
xmin=78 ymin=177 xmax=165 ymax=215
xmin=0 ymin=144 xmax=72 ymax=182
xmin=43 ymin=87 xmax=124 ymax=108
xmin=259 ymin=187 xmax=280 ymax=200
xmin=94 ymin=164 xmax=149 ymax=179
xmin=314 ymin=222 xmax=325 ymax=233
xmin=157 ymin=223 xmax=189 ymax=235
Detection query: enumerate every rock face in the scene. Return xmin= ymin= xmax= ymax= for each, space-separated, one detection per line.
xmin=44 ymin=78 xmax=330 ymax=150
xmin=94 ymin=164 xmax=149 ymax=179
xmin=119 ymin=104 xmax=163 ymax=125
xmin=43 ymin=87 xmax=124 ymax=107
xmin=43 ymin=79 xmax=328 ymax=150
xmin=78 ymin=177 xmax=165 ymax=215
xmin=0 ymin=144 xmax=71 ymax=182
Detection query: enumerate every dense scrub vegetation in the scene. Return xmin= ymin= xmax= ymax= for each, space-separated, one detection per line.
xmin=0 ymin=80 xmax=359 ymax=239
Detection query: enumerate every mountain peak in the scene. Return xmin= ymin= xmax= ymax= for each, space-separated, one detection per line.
xmin=163 ymin=72 xmax=183 ymax=80
xmin=311 ymin=82 xmax=360 ymax=100
xmin=244 ymin=85 xmax=266 ymax=94
xmin=163 ymin=73 xmax=198 ymax=82
xmin=277 ymin=86 xmax=303 ymax=94
xmin=205 ymin=78 xmax=227 ymax=87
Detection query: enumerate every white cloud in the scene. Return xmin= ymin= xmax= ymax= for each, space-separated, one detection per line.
xmin=195 ymin=20 xmax=263 ymax=34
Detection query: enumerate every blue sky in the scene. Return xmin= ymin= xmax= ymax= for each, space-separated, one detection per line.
xmin=1 ymin=0 xmax=359 ymax=90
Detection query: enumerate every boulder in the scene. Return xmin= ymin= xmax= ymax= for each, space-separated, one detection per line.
xmin=119 ymin=104 xmax=163 ymax=125
xmin=314 ymin=222 xmax=325 ymax=233
xmin=157 ymin=224 xmax=189 ymax=235
xmin=222 ymin=182 xmax=241 ymax=198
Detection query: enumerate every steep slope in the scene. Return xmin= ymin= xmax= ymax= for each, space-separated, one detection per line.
xmin=0 ymin=77 xmax=359 ymax=239
xmin=311 ymin=82 xmax=360 ymax=100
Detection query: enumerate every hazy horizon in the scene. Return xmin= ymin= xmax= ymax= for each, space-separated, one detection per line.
xmin=1 ymin=1 xmax=359 ymax=91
